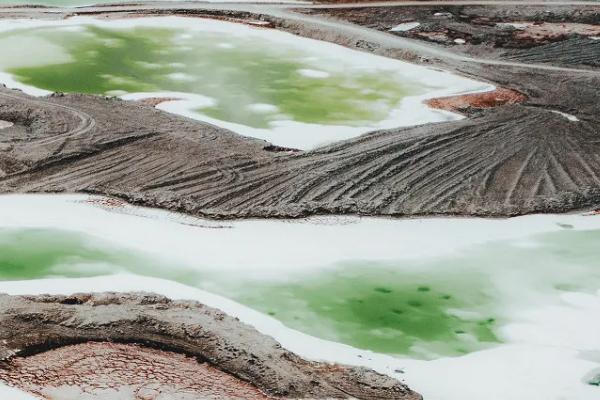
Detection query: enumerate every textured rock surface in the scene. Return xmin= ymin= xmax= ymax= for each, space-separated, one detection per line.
xmin=1 ymin=67 xmax=600 ymax=218
xmin=0 ymin=342 xmax=272 ymax=399
xmin=0 ymin=293 xmax=420 ymax=399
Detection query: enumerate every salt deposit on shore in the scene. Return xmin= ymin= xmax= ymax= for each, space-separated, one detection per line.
xmin=0 ymin=194 xmax=599 ymax=400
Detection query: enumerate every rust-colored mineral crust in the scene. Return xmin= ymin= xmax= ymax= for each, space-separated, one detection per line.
xmin=0 ymin=342 xmax=273 ymax=400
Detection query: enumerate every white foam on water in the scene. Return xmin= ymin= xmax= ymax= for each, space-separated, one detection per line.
xmin=297 ymin=68 xmax=330 ymax=78
xmin=246 ymin=103 xmax=279 ymax=113
xmin=0 ymin=16 xmax=494 ymax=150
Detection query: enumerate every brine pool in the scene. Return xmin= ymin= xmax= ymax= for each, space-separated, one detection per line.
xmin=0 ymin=17 xmax=491 ymax=149
xmin=0 ymin=194 xmax=598 ymax=400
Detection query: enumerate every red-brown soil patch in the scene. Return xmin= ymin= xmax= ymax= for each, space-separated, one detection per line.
xmin=0 ymin=342 xmax=273 ymax=400
xmin=85 ymin=197 xmax=127 ymax=208
xmin=137 ymin=97 xmax=180 ymax=108
xmin=426 ymin=88 xmax=526 ymax=113
xmin=510 ymin=22 xmax=600 ymax=44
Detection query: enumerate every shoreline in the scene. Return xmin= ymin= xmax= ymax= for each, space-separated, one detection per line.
xmin=0 ymin=15 xmax=494 ymax=150
xmin=0 ymin=193 xmax=599 ymax=399
xmin=0 ymin=4 xmax=597 ymax=218
xmin=0 ymin=2 xmax=598 ymax=400
xmin=0 ymin=291 xmax=418 ymax=399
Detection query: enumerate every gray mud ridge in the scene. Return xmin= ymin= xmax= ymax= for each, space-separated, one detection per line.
xmin=303 ymin=3 xmax=600 ymax=69
xmin=0 ymin=292 xmax=420 ymax=399
xmin=502 ymin=36 xmax=600 ymax=68
xmin=1 ymin=69 xmax=600 ymax=219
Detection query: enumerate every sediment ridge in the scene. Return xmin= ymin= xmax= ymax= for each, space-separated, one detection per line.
xmin=0 ymin=4 xmax=598 ymax=219
xmin=0 ymin=292 xmax=420 ymax=399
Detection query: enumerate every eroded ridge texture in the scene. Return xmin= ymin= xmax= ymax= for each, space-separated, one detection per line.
xmin=0 ymin=293 xmax=420 ymax=400
xmin=1 ymin=68 xmax=600 ymax=219
xmin=0 ymin=342 xmax=272 ymax=400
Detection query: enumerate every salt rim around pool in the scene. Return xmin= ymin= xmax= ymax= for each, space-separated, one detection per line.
xmin=0 ymin=16 xmax=494 ymax=150
xmin=0 ymin=194 xmax=599 ymax=400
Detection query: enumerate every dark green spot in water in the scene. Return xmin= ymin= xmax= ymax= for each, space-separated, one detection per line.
xmin=557 ymin=223 xmax=574 ymax=230
xmin=407 ymin=300 xmax=423 ymax=307
xmin=586 ymin=369 xmax=600 ymax=386
xmin=228 ymin=265 xmax=504 ymax=359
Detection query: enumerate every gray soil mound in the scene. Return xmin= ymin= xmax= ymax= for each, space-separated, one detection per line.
xmin=304 ymin=4 xmax=600 ymax=68
xmin=0 ymin=293 xmax=420 ymax=399
xmin=0 ymin=5 xmax=599 ymax=219
xmin=1 ymin=68 xmax=599 ymax=218
xmin=503 ymin=36 xmax=600 ymax=68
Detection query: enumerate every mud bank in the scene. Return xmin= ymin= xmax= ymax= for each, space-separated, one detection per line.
xmin=0 ymin=5 xmax=598 ymax=219
xmin=0 ymin=342 xmax=273 ymax=400
xmin=1 ymin=68 xmax=599 ymax=219
xmin=425 ymin=87 xmax=526 ymax=113
xmin=0 ymin=293 xmax=419 ymax=399
xmin=302 ymin=3 xmax=600 ymax=68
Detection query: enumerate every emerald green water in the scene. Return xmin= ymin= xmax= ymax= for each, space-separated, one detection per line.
xmin=230 ymin=268 xmax=499 ymax=357
xmin=1 ymin=226 xmax=599 ymax=359
xmin=0 ymin=24 xmax=418 ymax=129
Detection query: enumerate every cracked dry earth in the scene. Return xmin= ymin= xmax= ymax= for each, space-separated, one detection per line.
xmin=0 ymin=293 xmax=420 ymax=400
xmin=0 ymin=342 xmax=272 ymax=400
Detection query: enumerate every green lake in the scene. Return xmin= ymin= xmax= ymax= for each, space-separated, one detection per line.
xmin=2 ymin=226 xmax=599 ymax=359
xmin=0 ymin=22 xmax=420 ymax=130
